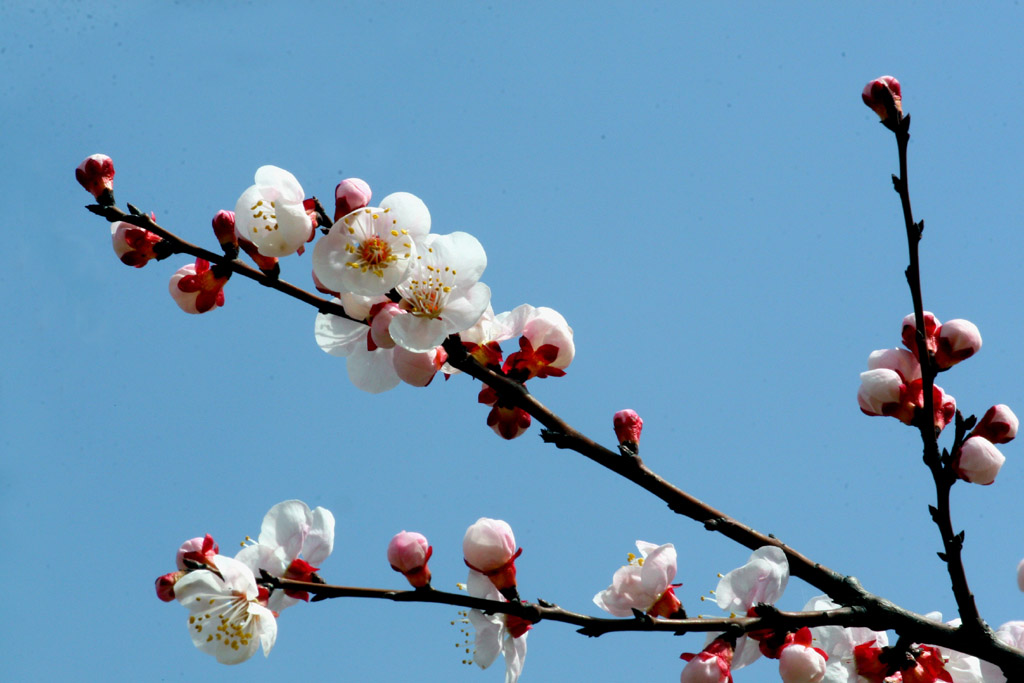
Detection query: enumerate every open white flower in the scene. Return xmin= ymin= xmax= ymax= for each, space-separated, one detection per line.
xmin=593 ymin=541 xmax=680 ymax=617
xmin=801 ymin=595 xmax=888 ymax=683
xmin=174 ymin=555 xmax=277 ymax=665
xmin=466 ymin=569 xmax=528 ymax=683
xmin=314 ymin=294 xmax=402 ymax=394
xmin=235 ymin=500 xmax=335 ymax=612
xmin=312 ymin=191 xmax=430 ymax=296
xmin=234 ymin=166 xmax=313 ymax=258
xmin=390 ymin=231 xmax=491 ymax=353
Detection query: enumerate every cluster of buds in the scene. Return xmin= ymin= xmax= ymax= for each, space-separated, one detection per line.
xmin=858 ymin=312 xmax=1015 ymax=484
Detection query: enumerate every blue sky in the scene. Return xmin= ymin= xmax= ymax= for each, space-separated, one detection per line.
xmin=5 ymin=2 xmax=1024 ymax=681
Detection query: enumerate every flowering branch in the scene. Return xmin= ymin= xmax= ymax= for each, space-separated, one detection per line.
xmin=881 ymin=85 xmax=985 ymax=634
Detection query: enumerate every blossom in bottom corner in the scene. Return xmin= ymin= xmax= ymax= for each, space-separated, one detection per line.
xmin=680 ymin=635 xmax=735 ymax=683
xmin=174 ymin=554 xmax=277 ymax=665
xmin=466 ymin=569 xmax=528 ymax=683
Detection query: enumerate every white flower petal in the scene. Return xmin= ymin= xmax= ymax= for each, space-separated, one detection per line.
xmin=442 ymin=282 xmax=492 ymax=335
xmin=347 ymin=346 xmax=401 ymax=393
xmin=314 ymin=309 xmax=369 ymax=357
xmin=390 ymin=315 xmax=447 ymax=353
xmin=303 ymin=506 xmax=335 ymax=566
xmin=258 ymin=500 xmax=311 ymax=562
xmin=380 ymin=191 xmax=431 ymax=239
xmin=255 ymin=165 xmax=304 ymax=204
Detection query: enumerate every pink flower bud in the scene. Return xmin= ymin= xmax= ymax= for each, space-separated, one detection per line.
xmin=972 ymin=404 xmax=1019 ymax=444
xmin=862 ymin=75 xmax=902 ymax=121
xmin=75 ymin=153 xmax=115 ymax=204
xmin=111 ymin=221 xmax=162 ymax=268
xmin=155 ymin=571 xmax=186 ymax=602
xmin=1017 ymin=559 xmax=1024 ymax=592
xmin=955 ymin=436 xmax=1005 ymax=485
xmin=211 ymin=210 xmax=238 ymax=254
xmin=902 ymin=311 xmax=940 ymax=359
xmin=931 ymin=384 xmax=957 ymax=433
xmin=858 ymin=369 xmax=914 ymax=423
xmin=387 ymin=531 xmax=433 ymax=588
xmin=463 ymin=517 xmax=522 ymax=599
xmin=613 ymin=409 xmax=644 ymax=452
xmin=393 ymin=345 xmax=447 ymax=387
xmin=176 ymin=534 xmax=219 ymax=571
xmin=935 ymin=319 xmax=982 ymax=369
xmin=778 ymin=628 xmax=828 ymax=683
xmin=169 ymin=258 xmax=229 ymax=314
xmin=334 ymin=178 xmax=372 ymax=220
xmin=680 ymin=637 xmax=734 ymax=683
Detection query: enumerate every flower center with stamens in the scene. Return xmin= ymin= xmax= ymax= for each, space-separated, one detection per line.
xmin=359 ymin=235 xmax=391 ymax=266
xmin=400 ymin=252 xmax=455 ymax=319
xmin=247 ymin=199 xmax=278 ymax=235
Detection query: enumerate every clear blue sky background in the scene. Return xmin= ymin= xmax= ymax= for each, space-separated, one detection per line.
xmin=4 ymin=2 xmax=1024 ymax=681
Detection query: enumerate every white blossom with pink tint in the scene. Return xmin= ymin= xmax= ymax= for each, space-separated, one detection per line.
xmin=465 ymin=569 xmax=528 ymax=683
xmin=978 ymin=621 xmax=1024 ymax=683
xmin=314 ymin=295 xmax=401 ymax=393
xmin=936 ymin=319 xmax=982 ymax=369
xmin=312 ymin=192 xmax=430 ymax=296
xmin=954 ymin=436 xmax=1005 ymax=485
xmin=857 ymin=368 xmax=909 ymax=420
xmin=111 ymin=221 xmax=162 ymax=267
xmin=234 ymin=165 xmax=313 ymax=258
xmin=716 ymin=546 xmax=789 ymax=615
xmin=174 ymin=554 xmax=277 ymax=665
xmin=390 ymin=231 xmax=491 ymax=353
xmin=593 ymin=541 xmax=680 ymax=617
xmin=867 ymin=347 xmax=922 ymax=383
xmin=392 ymin=344 xmax=447 ymax=387
xmin=498 ymin=304 xmax=575 ymax=379
xmin=972 ymin=405 xmax=1019 ymax=444
xmin=236 ymin=500 xmax=334 ymax=613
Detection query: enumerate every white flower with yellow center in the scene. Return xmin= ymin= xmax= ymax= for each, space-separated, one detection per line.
xmin=174 ymin=555 xmax=277 ymax=665
xmin=233 ymin=166 xmax=313 ymax=258
xmin=390 ymin=231 xmax=491 ymax=353
xmin=312 ymin=191 xmax=430 ymax=296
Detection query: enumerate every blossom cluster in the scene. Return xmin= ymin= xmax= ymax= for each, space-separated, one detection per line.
xmin=857 ymin=311 xmax=1016 ymax=485
xmin=154 ymin=500 xmax=334 ymax=664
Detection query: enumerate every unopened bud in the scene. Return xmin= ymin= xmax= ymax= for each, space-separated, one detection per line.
xmin=387 ymin=531 xmax=433 ymax=588
xmin=463 ymin=517 xmax=522 ymax=600
xmin=901 ymin=311 xmax=940 ymax=358
xmin=862 ymin=76 xmax=902 ymax=122
xmin=211 ymin=210 xmax=238 ymax=257
xmin=334 ymin=178 xmax=372 ymax=220
xmin=76 ymin=153 xmax=115 ymax=204
xmin=393 ymin=345 xmax=447 ymax=387
xmin=613 ymin=409 xmax=644 ymax=454
xmin=955 ymin=435 xmax=1005 ymax=485
xmin=111 ymin=222 xmax=162 ymax=268
xmin=155 ymin=571 xmax=186 ymax=602
xmin=176 ymin=534 xmax=219 ymax=571
xmin=972 ymin=404 xmax=1019 ymax=444
xmin=169 ymin=259 xmax=228 ymax=314
xmin=935 ymin=319 xmax=982 ymax=369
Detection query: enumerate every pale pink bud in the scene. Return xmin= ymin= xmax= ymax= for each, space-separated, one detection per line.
xmin=778 ymin=629 xmax=827 ymax=683
xmin=1017 ymin=559 xmax=1024 ymax=592
xmin=393 ymin=345 xmax=447 ymax=387
xmin=388 ymin=531 xmax=432 ymax=588
xmin=370 ymin=302 xmax=403 ymax=349
xmin=76 ymin=153 xmax=115 ymax=204
xmin=867 ymin=347 xmax=921 ymax=383
xmin=932 ymin=384 xmax=957 ymax=433
xmin=972 ymin=404 xmax=1019 ymax=444
xmin=955 ymin=436 xmax=1005 ymax=485
xmin=857 ymin=369 xmax=907 ymax=419
xmin=902 ymin=311 xmax=940 ymax=358
xmin=463 ymin=517 xmax=521 ymax=598
xmin=862 ymin=75 xmax=902 ymax=121
xmin=111 ymin=221 xmax=162 ymax=268
xmin=501 ymin=305 xmax=575 ymax=380
xmin=211 ymin=210 xmax=238 ymax=254
xmin=613 ymin=409 xmax=644 ymax=452
xmin=680 ymin=637 xmax=734 ymax=683
xmin=935 ymin=319 xmax=982 ymax=369
xmin=176 ymin=534 xmax=219 ymax=571
xmin=155 ymin=570 xmax=186 ymax=602
xmin=334 ymin=178 xmax=372 ymax=220
xmin=168 ymin=259 xmax=228 ymax=314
